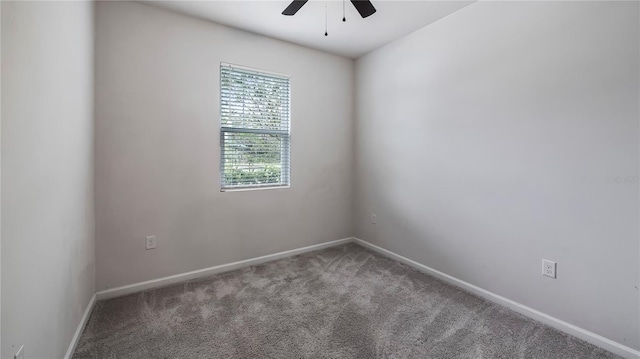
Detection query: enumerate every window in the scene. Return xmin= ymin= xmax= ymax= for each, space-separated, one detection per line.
xmin=220 ymin=63 xmax=290 ymax=190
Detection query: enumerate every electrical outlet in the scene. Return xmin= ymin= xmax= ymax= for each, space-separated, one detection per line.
xmin=14 ymin=345 xmax=24 ymax=359
xmin=542 ymin=259 xmax=556 ymax=278
xmin=371 ymin=213 xmax=377 ymax=224
xmin=146 ymin=235 xmax=157 ymax=250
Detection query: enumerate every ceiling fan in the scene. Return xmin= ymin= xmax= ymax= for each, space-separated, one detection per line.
xmin=282 ymin=0 xmax=377 ymax=18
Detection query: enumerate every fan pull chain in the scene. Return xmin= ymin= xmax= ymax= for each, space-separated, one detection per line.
xmin=343 ymin=0 xmax=346 ymax=22
xmin=324 ymin=5 xmax=328 ymax=36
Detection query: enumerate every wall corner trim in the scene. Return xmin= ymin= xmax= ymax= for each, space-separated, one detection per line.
xmin=352 ymin=237 xmax=640 ymax=359
xmin=64 ymin=294 xmax=96 ymax=359
xmin=95 ymin=237 xmax=355 ymax=301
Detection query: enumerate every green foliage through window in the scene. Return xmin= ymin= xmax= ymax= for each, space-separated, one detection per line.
xmin=220 ymin=64 xmax=290 ymax=189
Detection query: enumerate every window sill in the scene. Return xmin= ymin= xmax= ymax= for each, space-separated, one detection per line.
xmin=220 ymin=185 xmax=290 ymax=193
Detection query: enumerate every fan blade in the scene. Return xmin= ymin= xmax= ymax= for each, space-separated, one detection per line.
xmin=282 ymin=0 xmax=308 ymax=15
xmin=350 ymin=0 xmax=376 ymax=18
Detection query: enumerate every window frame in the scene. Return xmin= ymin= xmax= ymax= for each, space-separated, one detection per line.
xmin=219 ymin=62 xmax=291 ymax=192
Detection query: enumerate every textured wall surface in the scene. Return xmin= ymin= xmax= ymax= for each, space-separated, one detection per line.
xmin=95 ymin=2 xmax=354 ymax=291
xmin=1 ymin=1 xmax=96 ymax=357
xmin=355 ymin=1 xmax=639 ymax=350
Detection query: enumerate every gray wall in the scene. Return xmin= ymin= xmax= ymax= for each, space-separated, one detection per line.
xmin=1 ymin=2 xmax=3 ymax=353
xmin=355 ymin=1 xmax=639 ymax=350
xmin=1 ymin=1 xmax=95 ymax=358
xmin=95 ymin=2 xmax=354 ymax=290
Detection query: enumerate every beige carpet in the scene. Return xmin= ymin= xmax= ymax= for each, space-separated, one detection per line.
xmin=73 ymin=243 xmax=620 ymax=358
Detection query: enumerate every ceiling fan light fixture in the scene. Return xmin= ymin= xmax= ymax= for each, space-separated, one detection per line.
xmin=282 ymin=0 xmax=309 ymax=16
xmin=282 ymin=0 xmax=376 ymax=18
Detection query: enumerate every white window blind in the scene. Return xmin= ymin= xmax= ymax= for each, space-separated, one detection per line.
xmin=220 ymin=63 xmax=290 ymax=190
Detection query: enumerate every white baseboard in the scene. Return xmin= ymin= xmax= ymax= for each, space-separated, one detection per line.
xmin=96 ymin=237 xmax=355 ymax=301
xmin=64 ymin=293 xmax=96 ymax=359
xmin=353 ymin=237 xmax=640 ymax=359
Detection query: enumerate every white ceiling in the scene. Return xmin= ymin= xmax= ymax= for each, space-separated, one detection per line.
xmin=143 ymin=1 xmax=475 ymax=58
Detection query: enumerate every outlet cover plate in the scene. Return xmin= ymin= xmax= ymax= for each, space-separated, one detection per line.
xmin=542 ymin=259 xmax=556 ymax=278
xmin=146 ymin=235 xmax=157 ymax=250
